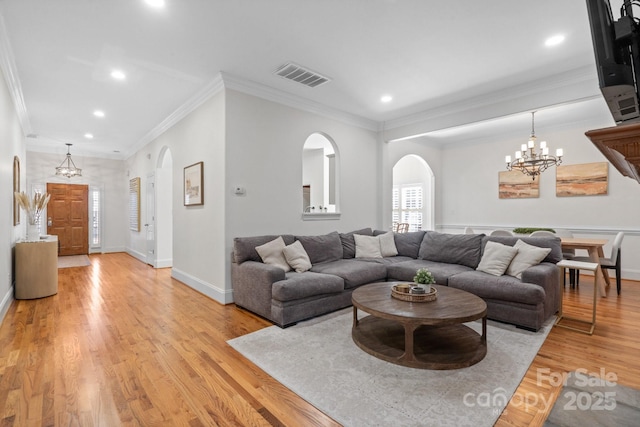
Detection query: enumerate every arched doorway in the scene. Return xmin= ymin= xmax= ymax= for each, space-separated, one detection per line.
xmin=154 ymin=146 xmax=173 ymax=268
xmin=392 ymin=155 xmax=434 ymax=231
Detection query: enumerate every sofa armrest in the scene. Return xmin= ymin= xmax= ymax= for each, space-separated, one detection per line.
xmin=231 ymin=260 xmax=285 ymax=322
xmin=521 ymin=262 xmax=560 ymax=318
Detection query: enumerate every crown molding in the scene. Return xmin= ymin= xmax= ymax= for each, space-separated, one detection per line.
xmin=0 ymin=12 xmax=32 ymax=136
xmin=383 ymin=65 xmax=598 ymax=132
xmin=219 ymin=72 xmax=378 ymax=131
xmin=123 ymin=74 xmax=225 ymax=159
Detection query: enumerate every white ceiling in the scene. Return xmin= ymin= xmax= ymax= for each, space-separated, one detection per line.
xmin=0 ymin=0 xmax=607 ymax=159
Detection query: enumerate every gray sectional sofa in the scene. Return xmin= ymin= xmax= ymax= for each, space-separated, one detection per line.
xmin=231 ymin=229 xmax=562 ymax=331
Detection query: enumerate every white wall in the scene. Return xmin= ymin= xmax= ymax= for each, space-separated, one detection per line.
xmin=25 ymin=151 xmax=128 ymax=253
xmin=125 ymin=90 xmax=227 ymax=301
xmin=302 ymin=148 xmax=325 ymax=209
xmin=225 ymin=89 xmax=379 ymax=237
xmin=385 ymin=100 xmax=640 ymax=281
xmin=0 ymin=66 xmax=26 ymax=322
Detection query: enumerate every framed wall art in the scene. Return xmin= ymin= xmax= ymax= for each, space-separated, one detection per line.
xmin=556 ymin=162 xmax=608 ymax=197
xmin=498 ymin=170 xmax=539 ymax=199
xmin=184 ymin=161 xmax=204 ymax=206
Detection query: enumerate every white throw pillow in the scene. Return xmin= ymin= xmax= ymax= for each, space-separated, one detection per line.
xmin=379 ymin=232 xmax=398 ymax=257
xmin=506 ymin=239 xmax=552 ymax=279
xmin=476 ymin=241 xmax=518 ymax=276
xmin=255 ymin=236 xmax=291 ymax=272
xmin=354 ymin=234 xmax=382 ymax=258
xmin=283 ymin=240 xmax=312 ymax=273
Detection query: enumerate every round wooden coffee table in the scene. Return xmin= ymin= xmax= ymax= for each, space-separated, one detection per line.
xmin=351 ymin=282 xmax=487 ymax=370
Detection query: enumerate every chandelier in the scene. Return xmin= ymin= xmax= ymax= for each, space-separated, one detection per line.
xmin=505 ymin=112 xmax=563 ymax=180
xmin=55 ymin=143 xmax=82 ymax=178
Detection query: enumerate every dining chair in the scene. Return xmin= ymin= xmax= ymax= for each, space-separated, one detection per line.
xmin=529 ymin=230 xmax=556 ymax=238
xmin=395 ymin=223 xmax=409 ymax=233
xmin=489 ymin=229 xmax=514 ymax=237
xmin=573 ymin=232 xmax=624 ymax=295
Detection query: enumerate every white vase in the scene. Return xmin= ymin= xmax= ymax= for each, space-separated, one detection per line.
xmin=26 ymin=223 xmax=40 ymax=241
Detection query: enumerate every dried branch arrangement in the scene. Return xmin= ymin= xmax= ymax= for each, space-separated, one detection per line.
xmin=14 ymin=191 xmax=50 ymax=225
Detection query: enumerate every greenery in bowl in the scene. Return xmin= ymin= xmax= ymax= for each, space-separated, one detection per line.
xmin=512 ymin=227 xmax=556 ymax=235
xmin=413 ymin=268 xmax=435 ymax=285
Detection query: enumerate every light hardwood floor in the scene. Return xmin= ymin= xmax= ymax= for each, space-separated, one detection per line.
xmin=0 ymin=252 xmax=638 ymax=426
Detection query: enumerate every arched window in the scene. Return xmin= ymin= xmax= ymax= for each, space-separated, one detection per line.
xmin=302 ymin=133 xmax=340 ymax=219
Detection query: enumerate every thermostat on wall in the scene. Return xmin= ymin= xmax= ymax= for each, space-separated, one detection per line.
xmin=234 ymin=186 xmax=246 ymax=195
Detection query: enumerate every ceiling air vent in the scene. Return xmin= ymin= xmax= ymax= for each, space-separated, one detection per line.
xmin=274 ymin=62 xmax=331 ymax=88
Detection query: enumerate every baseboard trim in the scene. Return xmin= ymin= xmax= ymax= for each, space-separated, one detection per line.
xmin=171 ymin=268 xmax=233 ymax=305
xmin=126 ymin=248 xmax=147 ymax=265
xmin=0 ymin=287 xmax=14 ymax=326
xmin=155 ymin=258 xmax=172 ymax=268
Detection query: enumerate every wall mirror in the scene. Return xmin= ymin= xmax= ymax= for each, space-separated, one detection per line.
xmin=302 ymin=133 xmax=339 ymax=218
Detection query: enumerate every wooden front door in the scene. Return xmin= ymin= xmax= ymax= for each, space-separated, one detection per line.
xmin=47 ymin=183 xmax=89 ymax=256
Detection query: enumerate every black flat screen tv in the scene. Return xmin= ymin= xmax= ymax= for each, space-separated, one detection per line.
xmin=586 ymin=0 xmax=640 ymax=123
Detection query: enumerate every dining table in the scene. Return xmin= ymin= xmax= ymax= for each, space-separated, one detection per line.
xmin=560 ymin=237 xmax=610 ymax=297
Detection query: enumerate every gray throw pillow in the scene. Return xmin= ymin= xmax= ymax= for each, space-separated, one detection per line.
xmin=419 ymin=231 xmax=485 ymax=269
xmin=296 ymin=231 xmax=343 ymax=264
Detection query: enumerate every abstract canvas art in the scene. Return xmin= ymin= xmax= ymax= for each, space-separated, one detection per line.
xmin=556 ymin=162 xmax=608 ymax=197
xmin=499 ymin=171 xmax=539 ymax=199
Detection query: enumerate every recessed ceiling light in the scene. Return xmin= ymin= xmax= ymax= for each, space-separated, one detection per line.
xmin=84 ymin=133 xmax=94 ymax=139
xmin=545 ymin=34 xmax=565 ymax=47
xmin=93 ymin=110 xmax=105 ymax=118
xmin=110 ymin=69 xmax=126 ymax=80
xmin=144 ymin=0 xmax=165 ymax=8
xmin=381 ymin=95 xmax=393 ymax=103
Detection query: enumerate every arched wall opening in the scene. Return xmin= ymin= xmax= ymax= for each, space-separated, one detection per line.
xmin=302 ymin=132 xmax=340 ymax=214
xmin=155 ymin=146 xmax=173 ymax=268
xmin=392 ymin=154 xmax=435 ymax=231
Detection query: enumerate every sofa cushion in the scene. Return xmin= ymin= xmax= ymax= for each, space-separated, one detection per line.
xmin=310 ymin=259 xmax=387 ymax=289
xmin=357 ymin=256 xmax=415 ymax=266
xmin=283 ymin=240 xmax=312 ymax=273
xmin=419 ymin=231 xmax=485 ymax=268
xmin=255 ymin=236 xmax=291 ymax=272
xmin=448 ymin=270 xmax=546 ymax=305
xmin=386 ymin=259 xmax=474 ymax=285
xmin=394 ymin=231 xmax=426 ymax=258
xmin=476 ymin=241 xmax=518 ymax=276
xmin=339 ymin=228 xmax=373 ymax=259
xmin=234 ymin=234 xmax=295 ymax=263
xmin=505 ymin=240 xmax=551 ymax=279
xmin=379 ymin=232 xmax=398 ymax=257
xmin=296 ymin=231 xmax=343 ymax=264
xmin=272 ymin=272 xmax=344 ymax=302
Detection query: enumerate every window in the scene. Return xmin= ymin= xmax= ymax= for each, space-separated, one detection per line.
xmin=392 ymin=184 xmax=423 ymax=231
xmin=90 ymin=187 xmax=102 ymax=248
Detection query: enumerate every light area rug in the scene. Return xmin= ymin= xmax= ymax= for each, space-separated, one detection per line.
xmin=57 ymin=255 xmax=91 ymax=268
xmin=228 ymin=309 xmax=553 ymax=427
